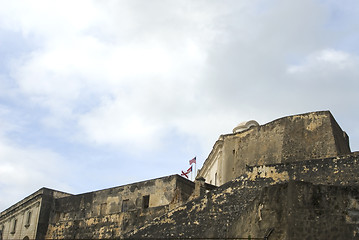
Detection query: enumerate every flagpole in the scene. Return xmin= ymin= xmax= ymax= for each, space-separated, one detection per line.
xmin=195 ymin=162 xmax=196 ymax=179
xmin=191 ymin=166 xmax=193 ymax=181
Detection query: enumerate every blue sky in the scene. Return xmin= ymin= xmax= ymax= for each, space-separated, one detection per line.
xmin=1 ymin=0 xmax=359 ymax=211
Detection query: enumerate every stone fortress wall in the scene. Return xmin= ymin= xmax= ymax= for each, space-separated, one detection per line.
xmin=1 ymin=110 xmax=358 ymax=240
xmin=0 ymin=188 xmax=71 ymax=240
xmin=198 ymin=111 xmax=351 ymax=186
xmin=128 ymin=155 xmax=359 ymax=239
xmin=45 ymin=175 xmax=198 ymax=239
xmin=127 ymin=111 xmax=359 ymax=239
xmin=129 ymin=179 xmax=359 ymax=240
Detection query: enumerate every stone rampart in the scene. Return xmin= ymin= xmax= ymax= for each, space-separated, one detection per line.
xmin=45 ymin=175 xmax=195 ymax=239
xmin=128 ymin=152 xmax=359 ymax=239
xmin=128 ymin=180 xmax=359 ymax=239
xmin=241 ymin=152 xmax=359 ymax=187
xmin=199 ymin=111 xmax=351 ymax=185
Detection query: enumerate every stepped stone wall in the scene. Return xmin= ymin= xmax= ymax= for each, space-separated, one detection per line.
xmin=127 ymin=178 xmax=264 ymax=239
xmin=127 ymin=149 xmax=359 ymax=239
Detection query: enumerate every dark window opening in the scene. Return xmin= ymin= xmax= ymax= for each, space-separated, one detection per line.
xmin=10 ymin=219 xmax=17 ymax=234
xmin=122 ymin=199 xmax=129 ymax=212
xmin=100 ymin=203 xmax=107 ymax=215
xmin=25 ymin=211 xmax=31 ymax=227
xmin=142 ymin=195 xmax=150 ymax=209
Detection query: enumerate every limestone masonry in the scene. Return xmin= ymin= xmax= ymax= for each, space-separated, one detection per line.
xmin=1 ymin=110 xmax=359 ymax=240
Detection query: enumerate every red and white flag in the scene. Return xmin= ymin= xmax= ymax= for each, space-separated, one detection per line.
xmin=181 ymin=166 xmax=193 ymax=178
xmin=181 ymin=170 xmax=189 ymax=178
xmin=189 ymin=157 xmax=196 ymax=165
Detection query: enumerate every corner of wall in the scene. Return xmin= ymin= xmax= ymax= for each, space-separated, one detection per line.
xmin=328 ymin=112 xmax=351 ymax=155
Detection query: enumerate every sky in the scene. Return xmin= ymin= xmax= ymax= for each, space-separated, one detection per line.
xmin=1 ymin=0 xmax=359 ymax=211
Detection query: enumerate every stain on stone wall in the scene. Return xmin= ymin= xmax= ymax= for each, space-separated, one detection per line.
xmin=46 ymin=175 xmax=195 ymax=239
xmin=240 ymin=152 xmax=359 ymax=187
xmin=127 ymin=178 xmax=264 ymax=239
xmin=286 ymin=181 xmax=359 ymax=240
xmin=128 ymin=180 xmax=359 ymax=240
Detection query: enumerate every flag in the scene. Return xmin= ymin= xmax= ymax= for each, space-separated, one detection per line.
xmin=181 ymin=170 xmax=189 ymax=178
xmin=189 ymin=157 xmax=196 ymax=165
xmin=181 ymin=166 xmax=193 ymax=178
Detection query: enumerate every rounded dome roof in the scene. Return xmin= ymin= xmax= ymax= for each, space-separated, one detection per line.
xmin=232 ymin=120 xmax=259 ymax=133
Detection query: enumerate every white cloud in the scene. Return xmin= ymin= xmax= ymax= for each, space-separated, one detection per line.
xmin=4 ymin=1 xmax=358 ymax=148
xmin=78 ymin=97 xmax=163 ymax=150
xmin=3 ymin=1 xmax=214 ymax=153
xmin=0 ymin=0 xmax=100 ymax=38
xmin=0 ymin=143 xmax=73 ymax=211
xmin=2 ymin=1 xmax=359 ymax=153
xmin=0 ymin=116 xmax=72 ymax=211
xmin=1 ymin=0 xmax=359 ymax=210
xmin=287 ymin=49 xmax=355 ymax=73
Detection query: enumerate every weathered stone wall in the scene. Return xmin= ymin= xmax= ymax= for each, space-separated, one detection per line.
xmin=128 ymin=180 xmax=359 ymax=240
xmin=0 ymin=188 xmax=71 ymax=240
xmin=241 ymin=152 xmax=359 ymax=187
xmin=200 ymin=139 xmax=223 ymax=185
xmin=127 ymin=178 xmax=264 ymax=239
xmin=229 ymin=181 xmax=359 ymax=240
xmin=199 ymin=111 xmax=351 ymax=186
xmin=285 ymin=181 xmax=359 ymax=240
xmin=46 ymin=175 xmax=195 ymax=239
xmin=1 ymin=111 xmax=356 ymax=240
xmin=173 ymin=176 xmax=197 ymax=207
xmin=227 ymin=183 xmax=289 ymax=240
xmin=0 ymin=196 xmax=41 ymax=240
xmin=330 ymin=113 xmax=351 ymax=154
xmin=36 ymin=189 xmax=69 ymax=239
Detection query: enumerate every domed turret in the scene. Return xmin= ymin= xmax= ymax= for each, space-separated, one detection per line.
xmin=232 ymin=120 xmax=259 ymax=133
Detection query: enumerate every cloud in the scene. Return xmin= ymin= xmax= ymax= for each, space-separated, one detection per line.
xmin=287 ymin=49 xmax=355 ymax=73
xmin=0 ymin=108 xmax=73 ymax=211
xmin=3 ymin=0 xmax=359 ymax=154
xmin=284 ymin=48 xmax=359 ymax=120
xmin=285 ymin=49 xmax=359 ymax=98
xmin=2 ymin=1 xmax=213 ymax=149
xmin=1 ymin=0 xmax=359 ymax=211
